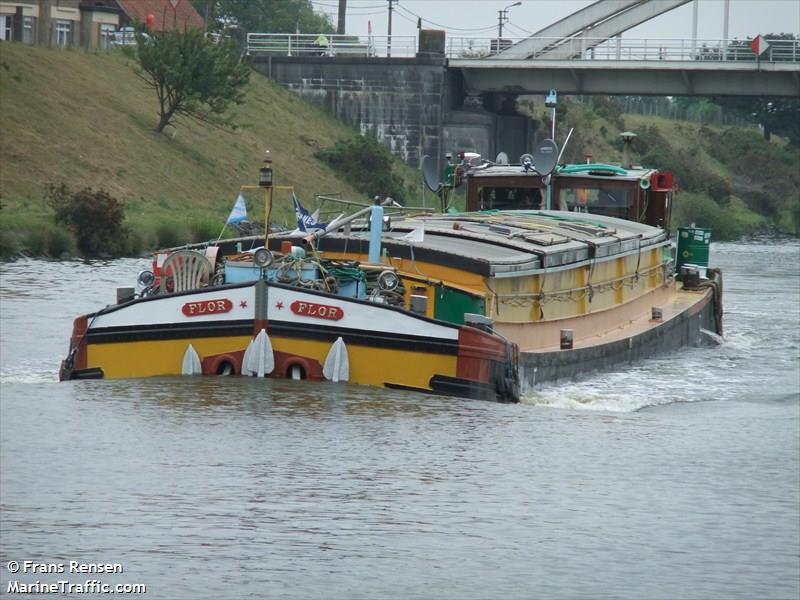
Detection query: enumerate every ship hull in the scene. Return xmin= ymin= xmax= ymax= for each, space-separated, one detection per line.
xmin=517 ymin=280 xmax=721 ymax=391
xmin=60 ymin=280 xmax=520 ymax=403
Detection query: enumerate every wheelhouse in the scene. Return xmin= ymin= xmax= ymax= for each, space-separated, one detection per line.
xmin=465 ymin=162 xmax=674 ymax=230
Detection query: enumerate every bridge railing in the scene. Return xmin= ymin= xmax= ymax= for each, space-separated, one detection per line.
xmin=447 ymin=36 xmax=800 ymax=62
xmin=246 ymin=33 xmax=417 ymax=58
xmin=246 ymin=33 xmax=798 ymax=63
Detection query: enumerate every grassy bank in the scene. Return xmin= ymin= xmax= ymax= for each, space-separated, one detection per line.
xmin=0 ymin=43 xmax=410 ymax=258
xmin=2 ymin=44 xmax=798 ymax=258
xmin=523 ymin=97 xmax=800 ymax=239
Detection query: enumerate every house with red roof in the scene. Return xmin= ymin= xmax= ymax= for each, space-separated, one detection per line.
xmin=114 ymin=0 xmax=205 ymax=33
xmin=0 ymin=0 xmax=204 ymax=49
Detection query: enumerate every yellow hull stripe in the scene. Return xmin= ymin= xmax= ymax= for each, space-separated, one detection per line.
xmin=271 ymin=337 xmax=457 ymax=389
xmin=88 ymin=336 xmax=251 ymax=379
xmin=87 ymin=336 xmax=458 ymax=390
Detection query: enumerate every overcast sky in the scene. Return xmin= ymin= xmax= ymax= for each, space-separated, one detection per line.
xmin=311 ymin=0 xmax=800 ymax=41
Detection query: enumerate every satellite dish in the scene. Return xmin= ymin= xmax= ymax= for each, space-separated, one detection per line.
xmin=532 ymin=139 xmax=559 ymax=176
xmin=495 ymin=152 xmax=509 ymax=165
xmin=420 ymin=155 xmax=441 ymax=192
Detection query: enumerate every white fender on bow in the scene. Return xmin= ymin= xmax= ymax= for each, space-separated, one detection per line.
xmin=242 ymin=339 xmax=253 ymax=373
xmin=323 ymin=337 xmax=349 ymax=383
xmin=244 ymin=329 xmax=274 ymax=377
xmin=181 ymin=343 xmax=202 ymax=376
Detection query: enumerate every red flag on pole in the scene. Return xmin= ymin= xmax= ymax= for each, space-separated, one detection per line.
xmin=749 ymin=35 xmax=770 ymax=56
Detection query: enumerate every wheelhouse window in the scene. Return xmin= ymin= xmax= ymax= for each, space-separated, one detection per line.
xmin=55 ymin=20 xmax=71 ymax=47
xmin=558 ymin=184 xmax=633 ymax=218
xmin=477 ymin=186 xmax=544 ymax=211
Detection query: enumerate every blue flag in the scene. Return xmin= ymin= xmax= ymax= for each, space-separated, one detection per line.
xmin=226 ymin=192 xmax=247 ymax=225
xmin=292 ymin=193 xmax=327 ymax=232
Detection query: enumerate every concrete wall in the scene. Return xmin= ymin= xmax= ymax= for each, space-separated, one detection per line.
xmin=442 ymin=110 xmax=494 ymax=159
xmin=252 ymin=55 xmax=446 ymax=167
xmin=251 ymin=54 xmax=537 ymax=173
xmin=442 ymin=110 xmax=534 ymax=164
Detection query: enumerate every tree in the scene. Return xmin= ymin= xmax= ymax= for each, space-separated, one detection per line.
xmin=190 ymin=0 xmax=334 ymax=35
xmin=712 ymin=96 xmax=800 ymax=145
xmin=134 ymin=27 xmax=250 ymax=133
xmin=710 ymin=33 xmax=800 ymax=145
xmin=315 ymin=136 xmax=407 ymax=204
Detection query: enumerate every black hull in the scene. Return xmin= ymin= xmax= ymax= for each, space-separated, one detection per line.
xmin=520 ymin=289 xmax=718 ymax=390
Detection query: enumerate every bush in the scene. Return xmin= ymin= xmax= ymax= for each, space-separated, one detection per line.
xmin=315 ymin=135 xmax=407 ymax=204
xmin=45 ymin=184 xmax=127 ymax=257
xmin=589 ymin=97 xmax=625 ymax=132
xmin=22 ymin=225 xmax=76 ymax=258
xmin=671 ymin=192 xmax=744 ymax=240
xmin=0 ymin=229 xmax=20 ymax=260
xmin=190 ymin=219 xmax=221 ymax=243
xmin=45 ymin=226 xmax=76 ymax=257
xmin=155 ymin=221 xmax=188 ymax=249
xmin=702 ymin=127 xmax=800 ymax=218
xmin=700 ymin=173 xmax=733 ymax=204
xmin=777 ymin=201 xmax=800 ymax=235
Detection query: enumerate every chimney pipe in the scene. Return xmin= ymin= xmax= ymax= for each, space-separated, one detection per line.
xmin=620 ymin=131 xmax=637 ymax=169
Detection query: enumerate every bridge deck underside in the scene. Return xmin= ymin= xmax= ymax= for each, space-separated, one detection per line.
xmin=454 ymin=61 xmax=800 ymax=97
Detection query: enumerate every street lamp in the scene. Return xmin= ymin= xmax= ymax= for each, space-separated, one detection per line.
xmin=498 ymin=1 xmax=522 ymax=39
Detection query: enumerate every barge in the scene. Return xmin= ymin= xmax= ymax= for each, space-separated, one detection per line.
xmin=60 ymin=135 xmax=722 ymax=400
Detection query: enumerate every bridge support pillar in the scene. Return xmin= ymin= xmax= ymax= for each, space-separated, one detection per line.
xmin=443 ymin=92 xmax=535 ymax=165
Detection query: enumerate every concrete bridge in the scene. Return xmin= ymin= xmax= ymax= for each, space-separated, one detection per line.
xmin=249 ymin=32 xmax=800 ymax=98
xmin=247 ymin=30 xmax=799 ymax=169
xmin=448 ymin=36 xmax=800 ymax=98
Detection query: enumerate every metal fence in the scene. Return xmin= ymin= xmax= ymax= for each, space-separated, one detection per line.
xmin=446 ymin=36 xmax=800 ymax=62
xmin=246 ymin=32 xmax=799 ymax=63
xmin=246 ymin=33 xmax=417 ymax=58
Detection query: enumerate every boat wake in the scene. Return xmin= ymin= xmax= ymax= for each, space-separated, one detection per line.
xmin=699 ymin=328 xmax=725 ymax=345
xmin=0 ymin=368 xmax=58 ymax=385
xmin=519 ymin=346 xmax=735 ymax=412
xmin=521 ymin=386 xmax=680 ymax=413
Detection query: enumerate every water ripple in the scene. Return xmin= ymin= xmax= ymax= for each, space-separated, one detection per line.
xmin=1 ymin=243 xmax=798 ymax=599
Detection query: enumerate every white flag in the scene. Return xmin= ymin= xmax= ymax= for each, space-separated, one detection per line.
xmin=226 ymin=192 xmax=247 ymax=225
xmin=400 ymin=226 xmax=424 ymax=243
